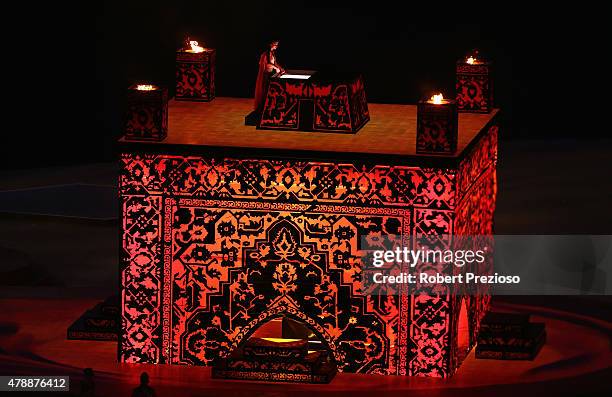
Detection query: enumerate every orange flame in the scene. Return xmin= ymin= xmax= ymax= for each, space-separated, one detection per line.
xmin=430 ymin=93 xmax=445 ymax=104
xmin=189 ymin=40 xmax=205 ymax=53
xmin=466 ymin=56 xmax=477 ymax=65
xmin=260 ymin=338 xmax=302 ymax=343
xmin=136 ymin=84 xmax=156 ymax=91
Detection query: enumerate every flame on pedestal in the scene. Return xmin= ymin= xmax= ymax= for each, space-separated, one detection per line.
xmin=260 ymin=338 xmax=302 ymax=343
xmin=466 ymin=56 xmax=477 ymax=65
xmin=189 ymin=40 xmax=205 ymax=53
xmin=136 ymin=84 xmax=156 ymax=91
xmin=430 ymin=93 xmax=444 ymax=105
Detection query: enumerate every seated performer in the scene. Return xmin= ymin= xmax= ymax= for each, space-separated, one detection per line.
xmin=254 ymin=40 xmax=285 ymax=112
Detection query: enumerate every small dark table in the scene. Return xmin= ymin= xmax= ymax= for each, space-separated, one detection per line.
xmin=257 ymin=70 xmax=370 ymax=133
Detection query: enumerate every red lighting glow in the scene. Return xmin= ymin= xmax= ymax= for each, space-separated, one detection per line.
xmin=119 ymin=124 xmax=497 ymax=378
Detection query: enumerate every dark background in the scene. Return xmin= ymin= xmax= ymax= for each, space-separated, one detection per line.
xmin=2 ymin=1 xmax=608 ymax=169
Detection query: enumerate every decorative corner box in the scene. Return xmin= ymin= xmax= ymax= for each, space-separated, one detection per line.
xmin=176 ymin=48 xmax=216 ymax=102
xmin=124 ymin=84 xmax=168 ymax=142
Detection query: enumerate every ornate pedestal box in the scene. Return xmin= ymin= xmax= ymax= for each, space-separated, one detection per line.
xmin=456 ymin=60 xmax=493 ymax=113
xmin=259 ymin=71 xmax=369 ymax=133
xmin=118 ymin=98 xmax=498 ymax=378
xmin=124 ymin=84 xmax=168 ymax=142
xmin=176 ymin=48 xmax=216 ymax=102
xmin=417 ymin=98 xmax=458 ymax=154
xmin=67 ymin=296 xmax=119 ymax=341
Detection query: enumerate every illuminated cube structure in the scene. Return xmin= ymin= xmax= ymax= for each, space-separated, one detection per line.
xmin=176 ymin=46 xmax=216 ymax=102
xmin=119 ymin=98 xmax=498 ymax=378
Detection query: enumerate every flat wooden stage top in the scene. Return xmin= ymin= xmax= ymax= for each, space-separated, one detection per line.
xmin=122 ymin=97 xmax=498 ymax=163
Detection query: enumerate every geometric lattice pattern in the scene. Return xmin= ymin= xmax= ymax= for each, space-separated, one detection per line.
xmin=119 ymin=125 xmax=497 ymax=377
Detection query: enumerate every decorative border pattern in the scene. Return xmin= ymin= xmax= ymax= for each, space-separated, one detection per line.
xmin=120 ymin=156 xmax=456 ymax=210
xmin=119 ymin=126 xmax=497 ymax=377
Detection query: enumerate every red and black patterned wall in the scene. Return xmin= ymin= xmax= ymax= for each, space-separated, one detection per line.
xmin=119 ymin=125 xmax=497 ymax=377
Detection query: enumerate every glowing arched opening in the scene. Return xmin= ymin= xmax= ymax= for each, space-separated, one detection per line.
xmin=457 ymin=298 xmax=470 ymax=361
xmin=233 ymin=313 xmax=336 ymax=366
